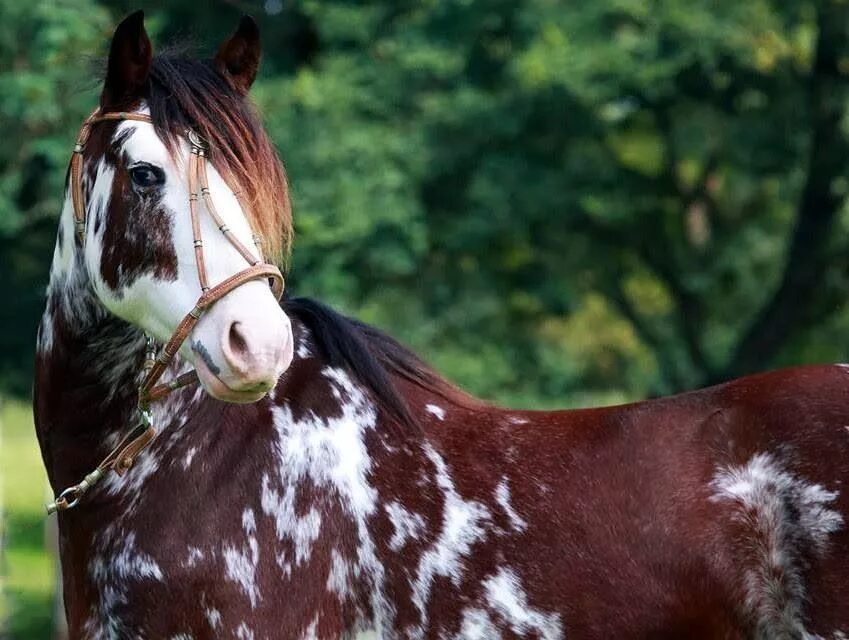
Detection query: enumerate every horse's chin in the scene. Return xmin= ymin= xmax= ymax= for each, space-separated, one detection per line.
xmin=193 ymin=357 xmax=272 ymax=404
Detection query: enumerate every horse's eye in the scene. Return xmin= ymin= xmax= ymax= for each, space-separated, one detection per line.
xmin=129 ymin=164 xmax=164 ymax=189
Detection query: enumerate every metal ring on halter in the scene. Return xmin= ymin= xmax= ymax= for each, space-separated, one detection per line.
xmin=51 ymin=486 xmax=83 ymax=512
xmin=187 ymin=129 xmax=207 ymax=150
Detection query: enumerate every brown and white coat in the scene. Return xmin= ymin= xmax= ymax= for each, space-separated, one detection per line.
xmin=35 ymin=11 xmax=849 ymax=640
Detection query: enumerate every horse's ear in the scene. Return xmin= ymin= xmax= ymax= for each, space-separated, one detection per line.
xmin=101 ymin=10 xmax=152 ymax=110
xmin=215 ymin=15 xmax=261 ymax=95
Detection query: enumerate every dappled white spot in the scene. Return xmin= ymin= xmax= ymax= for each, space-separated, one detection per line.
xmin=261 ymin=477 xmax=321 ymax=565
xmin=183 ymin=446 xmax=198 ymax=469
xmin=494 ymin=479 xmax=527 ymax=532
xmin=710 ymin=452 xmax=843 ymax=638
xmin=297 ymin=341 xmax=313 ymax=359
xmin=411 ymin=444 xmax=491 ymax=630
xmin=275 ymin=551 xmax=293 ymax=578
xmin=507 ymin=415 xmax=529 ymax=425
xmin=86 ymin=530 xmax=164 ymax=639
xmin=327 ymin=548 xmax=353 ymax=598
xmin=483 ymin=567 xmax=563 ymax=639
xmin=37 ymin=306 xmax=55 ymax=354
xmin=302 ymin=616 xmax=319 ymax=640
xmin=293 ymin=323 xmax=314 ymax=359
xmin=87 ymin=323 xmax=148 ymax=405
xmin=205 ymin=607 xmax=222 ymax=631
xmin=235 ymin=622 xmax=255 ymax=640
xmin=425 ymin=404 xmax=446 ymax=420
xmin=264 ymin=367 xmax=393 ymax=634
xmin=223 ymin=509 xmax=261 ymax=608
xmin=385 ymin=501 xmax=426 ymax=551
xmin=99 ymin=367 xmax=202 ymax=512
xmin=91 ymin=531 xmax=163 ymax=583
xmin=184 ymin=546 xmax=204 ymax=568
xmin=711 ymin=453 xmax=843 ymax=552
xmin=458 ymin=607 xmax=500 ymax=640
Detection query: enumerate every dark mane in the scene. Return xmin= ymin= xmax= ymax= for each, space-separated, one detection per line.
xmin=143 ymin=52 xmax=292 ymax=264
xmin=283 ymin=297 xmax=481 ymax=432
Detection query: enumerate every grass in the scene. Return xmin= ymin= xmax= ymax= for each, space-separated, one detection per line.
xmin=1 ymin=398 xmax=56 ymax=639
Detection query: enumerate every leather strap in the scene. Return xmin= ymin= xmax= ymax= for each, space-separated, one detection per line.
xmin=100 ymin=422 xmax=158 ymax=477
xmin=138 ymin=263 xmax=285 ymax=403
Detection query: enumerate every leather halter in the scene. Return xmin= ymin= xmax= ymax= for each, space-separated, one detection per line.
xmin=47 ymin=110 xmax=285 ymax=514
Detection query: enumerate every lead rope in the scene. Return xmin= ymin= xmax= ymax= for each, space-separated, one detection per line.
xmin=47 ymin=112 xmax=284 ymax=514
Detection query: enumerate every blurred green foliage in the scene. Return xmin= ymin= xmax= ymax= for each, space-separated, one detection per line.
xmin=1 ymin=0 xmax=849 ymax=407
xmin=1 ymin=400 xmax=54 ymax=639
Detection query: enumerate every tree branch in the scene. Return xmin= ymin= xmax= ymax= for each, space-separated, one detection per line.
xmin=719 ymin=3 xmax=849 ymax=381
xmin=565 ymin=207 xmax=715 ymax=386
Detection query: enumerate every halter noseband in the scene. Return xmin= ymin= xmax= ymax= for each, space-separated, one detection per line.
xmin=47 ymin=110 xmax=285 ymax=514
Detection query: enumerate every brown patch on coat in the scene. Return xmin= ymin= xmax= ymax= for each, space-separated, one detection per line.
xmin=81 ymin=122 xmax=178 ymax=293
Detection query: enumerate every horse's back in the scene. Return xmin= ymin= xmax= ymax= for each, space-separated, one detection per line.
xmin=454 ymin=364 xmax=849 ymax=637
xmin=701 ymin=364 xmax=849 ymax=637
xmin=609 ymin=364 xmax=849 ymax=637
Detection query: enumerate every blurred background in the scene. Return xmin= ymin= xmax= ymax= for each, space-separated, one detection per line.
xmin=2 ymin=0 xmax=849 ymax=636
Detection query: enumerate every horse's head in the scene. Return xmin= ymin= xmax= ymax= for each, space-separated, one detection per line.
xmin=70 ymin=11 xmax=293 ymax=403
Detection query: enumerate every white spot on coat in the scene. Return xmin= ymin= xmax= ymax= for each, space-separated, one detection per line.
xmin=264 ymin=368 xmax=393 ymax=635
xmin=710 ymin=452 xmax=843 ymax=638
xmin=205 ymin=607 xmax=222 ymax=630
xmin=184 ymin=546 xmax=204 ymax=568
xmin=183 ymin=446 xmax=198 ymax=469
xmin=483 ymin=567 xmax=563 ymax=639
xmin=494 ymin=479 xmax=527 ymax=532
xmin=411 ymin=445 xmax=491 ymax=633
xmin=425 ymin=404 xmax=446 ymax=420
xmin=301 ymin=616 xmax=319 ymax=640
xmin=385 ymin=501 xmax=426 ymax=551
xmin=235 ymin=622 xmax=255 ymax=640
xmin=458 ymin=608 xmax=500 ymax=639
xmin=223 ymin=509 xmax=261 ymax=608
xmin=86 ymin=530 xmax=164 ymax=639
xmin=326 ymin=548 xmax=353 ymax=598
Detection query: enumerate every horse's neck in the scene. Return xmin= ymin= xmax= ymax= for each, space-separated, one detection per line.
xmin=36 ymin=238 xmax=440 ymax=626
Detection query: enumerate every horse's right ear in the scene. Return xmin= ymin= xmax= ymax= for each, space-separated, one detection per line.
xmin=100 ymin=10 xmax=152 ymax=110
xmin=215 ymin=16 xmax=261 ymax=95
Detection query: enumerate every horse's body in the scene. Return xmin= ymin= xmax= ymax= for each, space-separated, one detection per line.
xmin=37 ymin=299 xmax=849 ymax=638
xmin=35 ymin=11 xmax=849 ymax=640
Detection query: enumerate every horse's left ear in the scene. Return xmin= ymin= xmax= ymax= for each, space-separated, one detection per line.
xmin=215 ymin=15 xmax=261 ymax=95
xmin=101 ymin=10 xmax=153 ymax=110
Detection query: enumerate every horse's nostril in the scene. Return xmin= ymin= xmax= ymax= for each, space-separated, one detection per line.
xmin=216 ymin=314 xmax=289 ymax=390
xmin=227 ymin=321 xmax=249 ymax=361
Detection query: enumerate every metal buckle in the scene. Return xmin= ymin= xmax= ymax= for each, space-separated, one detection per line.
xmin=139 ymin=406 xmax=154 ymax=428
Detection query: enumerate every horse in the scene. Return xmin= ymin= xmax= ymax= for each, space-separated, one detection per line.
xmin=34 ymin=10 xmax=849 ymax=640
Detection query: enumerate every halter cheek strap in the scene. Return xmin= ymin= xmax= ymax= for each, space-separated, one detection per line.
xmin=47 ymin=110 xmax=285 ymax=514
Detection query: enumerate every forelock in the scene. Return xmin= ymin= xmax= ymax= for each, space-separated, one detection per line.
xmin=143 ymin=53 xmax=292 ymax=266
